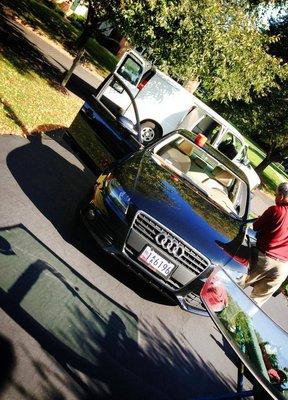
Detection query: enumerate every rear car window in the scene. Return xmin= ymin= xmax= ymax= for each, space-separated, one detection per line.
xmin=117 ymin=56 xmax=143 ymax=86
xmin=154 ymin=134 xmax=248 ymax=218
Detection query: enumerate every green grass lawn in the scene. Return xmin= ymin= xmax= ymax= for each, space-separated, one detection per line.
xmin=0 ymin=0 xmax=118 ymax=135
xmin=1 ymin=0 xmax=118 ymax=76
xmin=0 ymin=55 xmax=83 ymax=135
xmin=246 ymin=137 xmax=288 ymax=195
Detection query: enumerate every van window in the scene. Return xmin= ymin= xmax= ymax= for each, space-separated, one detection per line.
xmin=117 ymin=56 xmax=143 ymax=86
xmin=192 ymin=115 xmax=222 ymax=141
xmin=184 ymin=107 xmax=206 ymax=129
xmin=217 ymin=132 xmax=241 ymax=160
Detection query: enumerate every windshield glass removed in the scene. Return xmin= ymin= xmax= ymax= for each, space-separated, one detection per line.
xmin=153 ymin=134 xmax=248 ymax=217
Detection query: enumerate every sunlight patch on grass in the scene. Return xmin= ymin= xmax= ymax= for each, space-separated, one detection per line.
xmin=0 ymin=56 xmax=83 ymax=135
xmin=246 ymin=137 xmax=287 ymax=194
xmin=2 ymin=0 xmax=118 ymax=76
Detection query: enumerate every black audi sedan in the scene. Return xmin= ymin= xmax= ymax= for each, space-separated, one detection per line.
xmin=79 ymin=129 xmax=251 ymax=315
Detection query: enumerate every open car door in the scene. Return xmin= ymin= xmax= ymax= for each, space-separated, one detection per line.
xmin=102 ymin=50 xmax=148 ymax=112
xmin=200 ymin=266 xmax=288 ymax=400
xmin=67 ymin=73 xmax=143 ymax=172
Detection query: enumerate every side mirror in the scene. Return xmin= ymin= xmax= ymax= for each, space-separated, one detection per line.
xmin=242 ymin=146 xmax=250 ymax=166
xmin=242 ymin=157 xmax=250 ymax=167
xmin=117 ymin=116 xmax=143 ymax=145
xmin=246 ymin=226 xmax=257 ymax=244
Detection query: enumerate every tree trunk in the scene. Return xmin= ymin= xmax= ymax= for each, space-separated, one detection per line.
xmin=77 ymin=25 xmax=95 ymax=49
xmin=61 ymin=0 xmax=96 ymax=87
xmin=254 ymin=142 xmax=276 ymax=175
xmin=76 ymin=0 xmax=105 ymax=49
xmin=61 ymin=48 xmax=86 ymax=87
xmin=76 ymin=0 xmax=95 ymax=48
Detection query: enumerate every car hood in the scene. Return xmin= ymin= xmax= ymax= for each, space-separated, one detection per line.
xmin=115 ymin=151 xmax=249 ymax=271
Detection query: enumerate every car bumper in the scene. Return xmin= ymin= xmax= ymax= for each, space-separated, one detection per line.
xmin=80 ymin=198 xmax=210 ymax=316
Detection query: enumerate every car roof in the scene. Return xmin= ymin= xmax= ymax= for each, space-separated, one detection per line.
xmin=171 ymin=129 xmax=251 ymax=186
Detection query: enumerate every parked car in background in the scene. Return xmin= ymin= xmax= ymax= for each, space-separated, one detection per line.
xmin=101 ymin=49 xmax=195 ymax=143
xmin=177 ymin=99 xmax=261 ymax=190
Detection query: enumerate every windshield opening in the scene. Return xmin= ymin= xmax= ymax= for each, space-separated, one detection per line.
xmin=153 ymin=134 xmax=248 ymax=218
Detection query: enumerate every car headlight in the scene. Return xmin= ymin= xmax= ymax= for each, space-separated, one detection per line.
xmin=106 ymin=177 xmax=130 ymax=214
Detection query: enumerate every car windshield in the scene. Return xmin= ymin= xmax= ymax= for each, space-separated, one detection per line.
xmin=153 ymin=134 xmax=248 ymax=218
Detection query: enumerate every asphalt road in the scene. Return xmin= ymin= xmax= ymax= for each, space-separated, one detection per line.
xmin=0 ymin=14 xmax=285 ymax=400
xmin=0 ymin=133 xmax=287 ymax=400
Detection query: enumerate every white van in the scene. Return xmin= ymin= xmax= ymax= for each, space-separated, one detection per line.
xmin=102 ymin=49 xmax=194 ymax=143
xmin=101 ymin=50 xmax=260 ymax=189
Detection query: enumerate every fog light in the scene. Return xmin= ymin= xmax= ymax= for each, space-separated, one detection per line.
xmin=87 ymin=208 xmax=95 ymax=220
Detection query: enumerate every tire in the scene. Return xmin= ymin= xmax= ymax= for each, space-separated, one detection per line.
xmin=74 ymin=188 xmax=94 ymax=221
xmin=140 ymin=121 xmax=161 ymax=145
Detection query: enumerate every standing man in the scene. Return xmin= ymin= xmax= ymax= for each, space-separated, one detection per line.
xmin=244 ymin=182 xmax=288 ymax=307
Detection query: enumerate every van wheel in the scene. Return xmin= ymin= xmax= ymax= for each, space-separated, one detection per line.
xmin=140 ymin=121 xmax=161 ymax=145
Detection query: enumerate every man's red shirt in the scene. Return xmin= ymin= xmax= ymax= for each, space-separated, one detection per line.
xmin=253 ymin=204 xmax=288 ymax=261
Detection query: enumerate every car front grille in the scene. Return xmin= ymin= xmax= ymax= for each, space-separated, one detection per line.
xmin=126 ymin=211 xmax=210 ymax=289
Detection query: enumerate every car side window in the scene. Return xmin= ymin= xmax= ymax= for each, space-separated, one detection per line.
xmin=117 ymin=56 xmax=143 ymax=86
xmin=191 ymin=115 xmax=222 ymax=140
xmin=208 ymin=125 xmax=222 ymax=145
xmin=218 ymin=132 xmax=238 ymax=159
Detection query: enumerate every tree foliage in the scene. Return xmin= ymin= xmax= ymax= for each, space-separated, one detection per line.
xmin=76 ymin=0 xmax=288 ymax=174
xmin=214 ymin=13 xmax=288 ymax=174
xmin=111 ymin=0 xmax=287 ymax=102
xmin=221 ymin=89 xmax=288 ymax=173
xmin=76 ymin=0 xmax=287 ymax=102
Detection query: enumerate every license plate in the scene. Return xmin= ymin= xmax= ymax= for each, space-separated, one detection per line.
xmin=138 ymin=246 xmax=175 ymax=278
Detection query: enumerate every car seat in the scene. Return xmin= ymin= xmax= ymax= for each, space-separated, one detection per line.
xmin=158 ymin=139 xmax=193 ymax=173
xmin=211 ymin=166 xmax=234 ymax=189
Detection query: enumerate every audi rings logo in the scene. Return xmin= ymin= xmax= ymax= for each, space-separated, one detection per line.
xmin=155 ymin=232 xmax=184 ymax=259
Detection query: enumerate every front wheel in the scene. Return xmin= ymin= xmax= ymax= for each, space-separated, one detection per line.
xmin=140 ymin=121 xmax=161 ymax=145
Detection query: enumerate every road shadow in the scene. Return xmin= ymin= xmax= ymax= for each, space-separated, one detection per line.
xmin=6 ymin=134 xmax=94 ymax=239
xmin=0 ymin=225 xmax=239 ymax=399
xmin=0 ymin=334 xmax=16 ymax=395
xmin=5 ymin=135 xmax=174 ymax=306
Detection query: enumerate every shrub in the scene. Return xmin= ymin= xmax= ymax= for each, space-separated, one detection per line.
xmin=41 ymin=0 xmax=65 ymax=17
xmin=68 ymin=13 xmax=86 ymax=30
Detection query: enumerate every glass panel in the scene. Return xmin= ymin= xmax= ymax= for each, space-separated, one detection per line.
xmin=201 ymin=266 xmax=288 ymax=400
xmin=117 ymin=56 xmax=143 ymax=86
xmin=191 ymin=115 xmax=222 ymax=140
xmin=233 ymin=136 xmax=243 ymax=153
xmin=180 ymin=107 xmax=206 ymax=131
xmin=154 ymin=134 xmax=248 ymax=217
xmin=218 ymin=132 xmax=238 ymax=159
